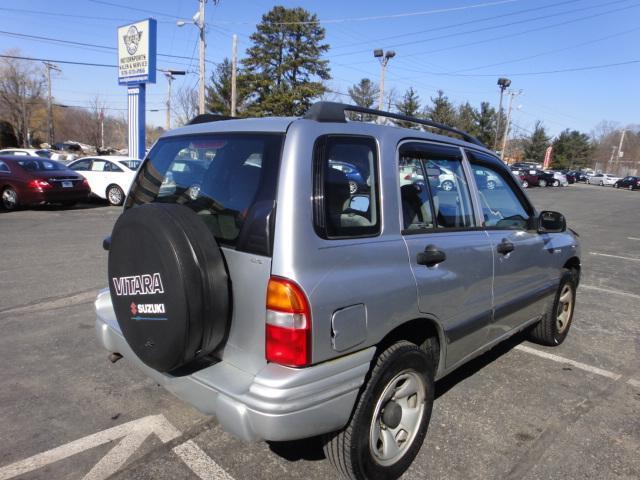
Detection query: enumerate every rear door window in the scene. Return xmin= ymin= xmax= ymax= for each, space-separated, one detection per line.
xmin=0 ymin=161 xmax=9 ymax=173
xmin=127 ymin=133 xmax=283 ymax=252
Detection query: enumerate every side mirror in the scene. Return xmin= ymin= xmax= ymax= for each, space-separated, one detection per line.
xmin=538 ymin=211 xmax=566 ymax=233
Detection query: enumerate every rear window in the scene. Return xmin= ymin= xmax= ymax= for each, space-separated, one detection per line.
xmin=126 ymin=133 xmax=283 ymax=253
xmin=35 ymin=150 xmax=52 ymax=158
xmin=17 ymin=159 xmax=64 ymax=171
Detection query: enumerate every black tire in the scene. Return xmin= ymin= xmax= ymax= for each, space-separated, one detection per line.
xmin=539 ymin=179 xmax=547 ymax=187
xmin=441 ymin=180 xmax=454 ymax=191
xmin=529 ymin=270 xmax=577 ymax=346
xmin=553 ymin=180 xmax=560 ymax=187
xmin=323 ymin=341 xmax=434 ymax=480
xmin=1 ymin=187 xmax=19 ymax=210
xmin=614 ymin=183 xmax=619 ymax=189
xmin=628 ymin=185 xmax=633 ymax=191
xmin=61 ymin=201 xmax=77 ymax=207
xmin=106 ymin=184 xmax=125 ymax=206
xmin=108 ymin=203 xmax=230 ymax=372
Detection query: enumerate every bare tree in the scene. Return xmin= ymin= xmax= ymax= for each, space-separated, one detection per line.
xmin=174 ymin=87 xmax=198 ymax=126
xmin=0 ymin=52 xmax=45 ymax=147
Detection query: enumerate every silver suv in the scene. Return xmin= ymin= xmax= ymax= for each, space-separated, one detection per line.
xmin=97 ymin=102 xmax=580 ymax=480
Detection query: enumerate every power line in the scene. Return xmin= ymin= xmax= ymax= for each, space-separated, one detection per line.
xmin=329 ymin=0 xmax=584 ymax=52
xmin=331 ymin=0 xmax=635 ymax=58
xmin=0 ymin=30 xmax=217 ymax=66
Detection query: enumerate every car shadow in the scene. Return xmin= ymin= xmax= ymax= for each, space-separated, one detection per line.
xmin=267 ymin=332 xmax=529 ymax=463
xmin=0 ymin=199 xmax=112 ymax=214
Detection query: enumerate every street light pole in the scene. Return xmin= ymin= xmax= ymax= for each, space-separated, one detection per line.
xmin=161 ymin=70 xmax=186 ymax=130
xmin=231 ymin=33 xmax=238 ymax=117
xmin=494 ymin=77 xmax=511 ymax=151
xmin=43 ymin=62 xmax=61 ymax=146
xmin=374 ymin=49 xmax=395 ymax=112
xmin=178 ymin=0 xmax=217 ymax=115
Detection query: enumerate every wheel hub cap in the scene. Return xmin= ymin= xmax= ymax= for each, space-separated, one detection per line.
xmin=556 ymin=284 xmax=574 ymax=333
xmin=369 ymin=370 xmax=426 ymax=466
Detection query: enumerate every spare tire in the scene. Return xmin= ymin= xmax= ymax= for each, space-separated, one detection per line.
xmin=108 ymin=203 xmax=230 ymax=372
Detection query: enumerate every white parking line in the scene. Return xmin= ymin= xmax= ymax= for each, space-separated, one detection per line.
xmin=515 ymin=345 xmax=623 ymax=381
xmin=580 ymin=284 xmax=640 ymax=301
xmin=590 ymin=252 xmax=640 ymax=262
xmin=628 ymin=237 xmax=640 ymax=241
xmin=627 ymin=378 xmax=640 ymax=389
xmin=173 ymin=440 xmax=235 ymax=480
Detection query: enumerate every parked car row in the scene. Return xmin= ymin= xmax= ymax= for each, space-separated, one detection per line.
xmin=509 ymin=166 xmax=568 ymax=188
xmin=0 ymin=154 xmax=141 ymax=210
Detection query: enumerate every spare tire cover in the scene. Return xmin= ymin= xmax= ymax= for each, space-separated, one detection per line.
xmin=108 ymin=203 xmax=230 ymax=372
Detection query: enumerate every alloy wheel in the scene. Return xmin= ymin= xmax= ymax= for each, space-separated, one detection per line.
xmin=2 ymin=188 xmax=17 ymax=210
xmin=556 ymin=284 xmax=574 ymax=334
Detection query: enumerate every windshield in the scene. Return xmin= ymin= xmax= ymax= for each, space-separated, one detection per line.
xmin=17 ymin=159 xmax=65 ymax=171
xmin=126 ymin=133 xmax=283 ymax=247
xmin=119 ymin=160 xmax=141 ymax=170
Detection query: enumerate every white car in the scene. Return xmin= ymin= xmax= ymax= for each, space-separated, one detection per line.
xmin=0 ymin=148 xmax=65 ymax=161
xmin=544 ymin=170 xmax=569 ymax=187
xmin=67 ymin=156 xmax=141 ymax=205
xmin=587 ymin=173 xmax=620 ymax=186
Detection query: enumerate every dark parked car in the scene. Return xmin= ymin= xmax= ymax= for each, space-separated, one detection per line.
xmin=512 ymin=169 xmax=540 ymax=188
xmin=329 ymin=159 xmax=368 ymax=194
xmin=0 ymin=157 xmax=90 ymax=210
xmin=573 ymin=171 xmax=589 ymax=182
xmin=614 ymin=176 xmax=640 ymax=190
xmin=531 ymin=169 xmax=556 ymax=187
xmin=562 ymin=171 xmax=576 ymax=184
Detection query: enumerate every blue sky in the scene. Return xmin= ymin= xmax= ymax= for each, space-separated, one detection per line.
xmin=0 ymin=0 xmax=638 ymax=137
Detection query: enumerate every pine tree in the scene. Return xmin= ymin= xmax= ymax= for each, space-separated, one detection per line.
xmin=205 ymin=58 xmax=249 ymax=116
xmin=552 ymin=129 xmax=594 ymax=169
xmin=455 ymin=102 xmax=479 ymax=137
xmin=394 ymin=87 xmax=421 ymax=128
xmin=425 ymin=90 xmax=457 ymax=135
xmin=348 ymin=78 xmax=379 ymax=121
xmin=476 ymin=101 xmax=497 ymax=147
xmin=241 ymin=6 xmax=330 ymax=117
xmin=523 ymin=121 xmax=550 ymax=163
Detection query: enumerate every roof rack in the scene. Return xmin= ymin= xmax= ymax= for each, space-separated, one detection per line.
xmin=187 ymin=113 xmax=233 ymax=125
xmin=304 ymin=101 xmax=485 ymax=147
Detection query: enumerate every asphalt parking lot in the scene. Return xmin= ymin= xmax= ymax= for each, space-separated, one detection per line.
xmin=0 ymin=183 xmax=638 ymax=480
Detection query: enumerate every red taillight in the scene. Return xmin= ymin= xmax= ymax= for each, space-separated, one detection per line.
xmin=81 ymin=178 xmax=90 ymax=187
xmin=28 ymin=179 xmax=51 ymax=190
xmin=265 ymin=276 xmax=311 ymax=367
xmin=404 ymin=174 xmax=412 ymax=180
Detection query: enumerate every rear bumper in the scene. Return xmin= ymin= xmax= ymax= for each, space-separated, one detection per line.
xmin=95 ymin=289 xmax=374 ymax=441
xmin=25 ymin=188 xmax=90 ymax=204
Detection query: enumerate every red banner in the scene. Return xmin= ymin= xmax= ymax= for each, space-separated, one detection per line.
xmin=543 ymin=146 xmax=553 ymax=169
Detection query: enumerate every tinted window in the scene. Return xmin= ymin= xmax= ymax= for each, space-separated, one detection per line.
xmin=466 ymin=150 xmax=532 ymax=230
xmin=314 ymin=136 xmax=379 ymax=238
xmin=17 ymin=159 xmax=64 ymax=171
xmin=119 ymin=160 xmax=141 ymax=170
xmin=70 ymin=159 xmax=92 ymax=171
xmin=127 ymin=134 xmax=283 ymax=249
xmin=0 ymin=161 xmax=9 ymax=173
xmin=399 ymin=143 xmax=475 ymax=229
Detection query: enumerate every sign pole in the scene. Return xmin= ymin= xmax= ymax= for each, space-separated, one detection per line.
xmin=127 ymin=84 xmax=146 ymax=159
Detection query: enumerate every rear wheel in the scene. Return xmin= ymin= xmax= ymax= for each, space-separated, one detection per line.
xmin=106 ymin=184 xmax=124 ymax=206
xmin=539 ymin=179 xmax=547 ymax=187
xmin=521 ymin=180 xmax=529 ymax=188
xmin=349 ymin=180 xmax=358 ymax=195
xmin=1 ymin=187 xmax=18 ymax=210
xmin=599 ymin=181 xmax=604 ymax=186
xmin=441 ymin=180 xmax=454 ymax=191
xmin=529 ymin=270 xmax=576 ymax=346
xmin=628 ymin=185 xmax=633 ymax=191
xmin=487 ymin=180 xmax=496 ymax=190
xmin=323 ymin=341 xmax=434 ymax=480
xmin=552 ymin=180 xmax=560 ymax=187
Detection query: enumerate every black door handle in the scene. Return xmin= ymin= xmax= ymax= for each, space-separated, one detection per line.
xmin=497 ymin=239 xmax=515 ymax=255
xmin=417 ymin=244 xmax=446 ymax=267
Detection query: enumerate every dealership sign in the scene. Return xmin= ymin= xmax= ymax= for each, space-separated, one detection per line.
xmin=117 ymin=19 xmax=157 ymax=85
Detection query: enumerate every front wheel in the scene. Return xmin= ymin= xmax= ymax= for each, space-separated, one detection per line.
xmin=106 ymin=185 xmax=125 ymax=206
xmin=323 ymin=341 xmax=434 ymax=480
xmin=614 ymin=183 xmax=619 ymax=189
xmin=539 ymin=179 xmax=547 ymax=187
xmin=521 ymin=180 xmax=529 ymax=188
xmin=553 ymin=180 xmax=560 ymax=187
xmin=629 ymin=185 xmax=634 ymax=191
xmin=529 ymin=270 xmax=577 ymax=346
xmin=1 ymin=187 xmax=19 ymax=210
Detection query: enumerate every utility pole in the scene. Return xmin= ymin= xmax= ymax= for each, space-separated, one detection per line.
xmin=500 ymin=89 xmax=522 ymax=162
xmin=161 ymin=70 xmax=186 ymax=130
xmin=43 ymin=62 xmax=61 ymax=146
xmin=494 ymin=77 xmax=511 ymax=151
xmin=373 ymin=49 xmax=395 ymax=112
xmin=231 ymin=33 xmax=238 ymax=117
xmin=615 ymin=129 xmax=626 ymax=172
xmin=178 ymin=0 xmax=217 ymax=115
xmin=100 ymin=109 xmax=104 ymax=151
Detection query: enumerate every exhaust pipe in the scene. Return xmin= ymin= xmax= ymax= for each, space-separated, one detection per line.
xmin=108 ymin=352 xmax=123 ymax=363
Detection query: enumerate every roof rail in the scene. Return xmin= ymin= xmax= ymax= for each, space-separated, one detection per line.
xmin=187 ymin=113 xmax=233 ymax=125
xmin=304 ymin=101 xmax=485 ymax=147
